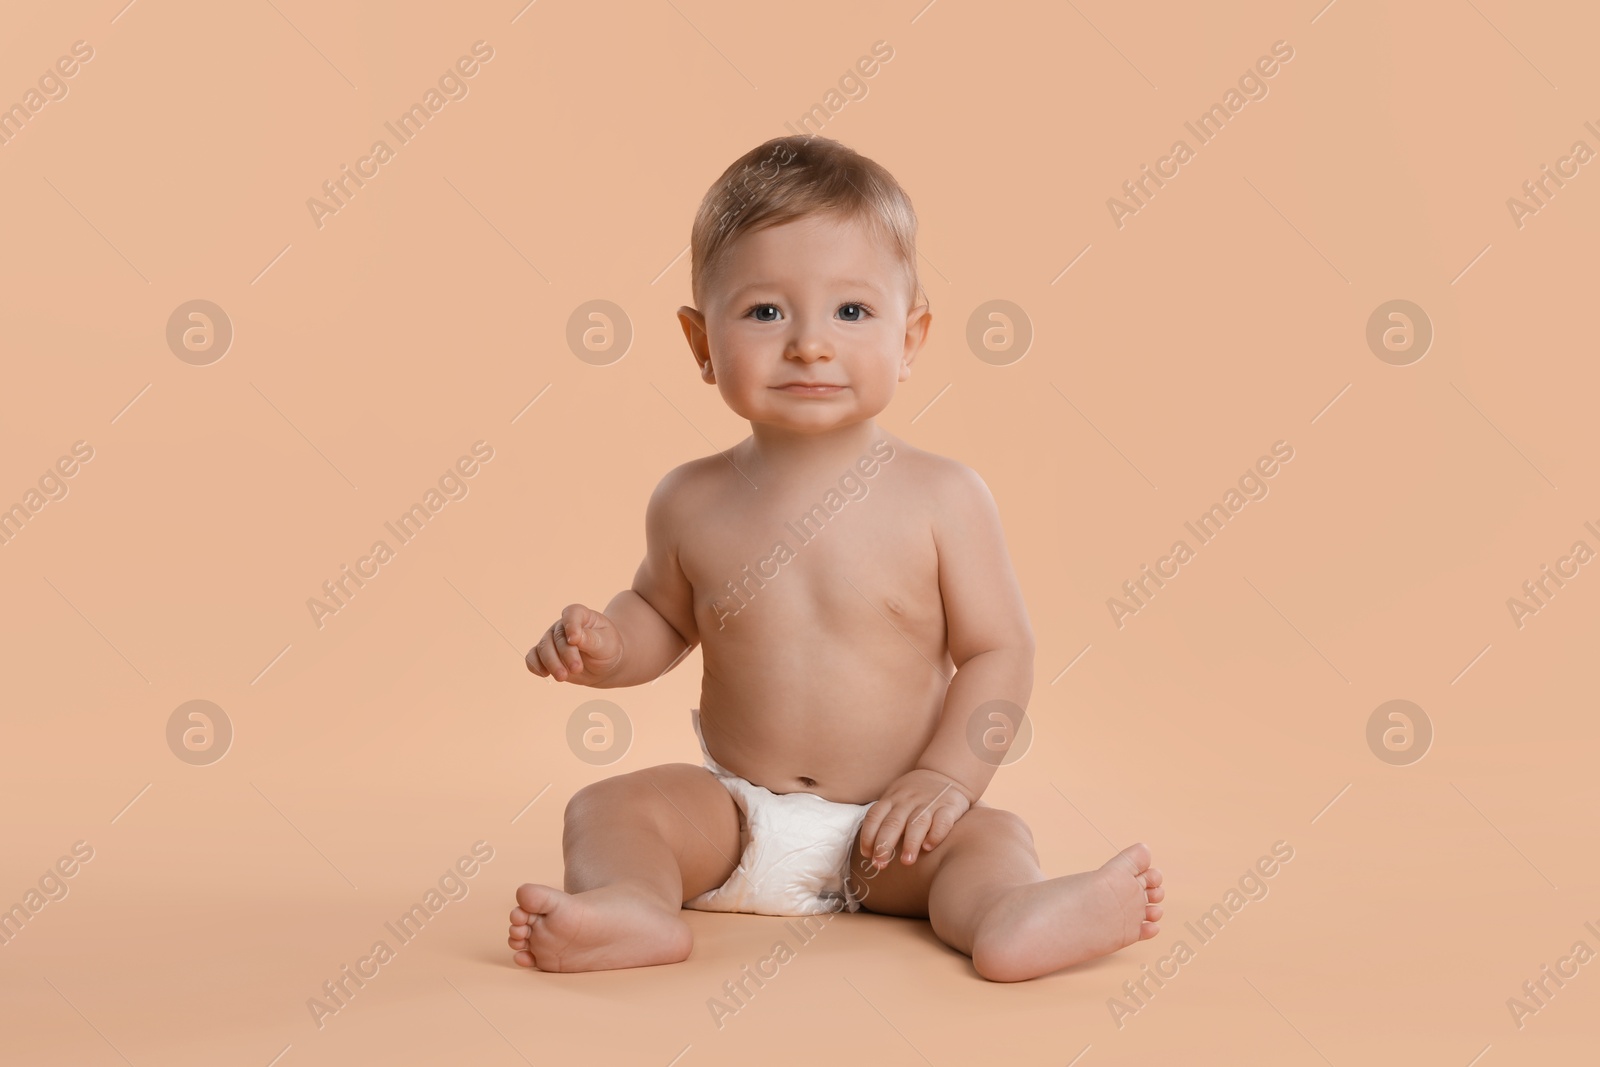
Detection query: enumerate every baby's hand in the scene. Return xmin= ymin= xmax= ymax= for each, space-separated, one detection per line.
xmin=525 ymin=603 xmax=623 ymax=684
xmin=859 ymin=769 xmax=975 ymax=868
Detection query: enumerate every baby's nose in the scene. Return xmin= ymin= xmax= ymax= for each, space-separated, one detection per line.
xmin=786 ymin=333 xmax=832 ymax=361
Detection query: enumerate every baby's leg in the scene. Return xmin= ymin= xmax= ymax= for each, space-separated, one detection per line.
xmin=856 ymin=806 xmax=1163 ymax=982
xmin=508 ymin=763 xmax=740 ymax=972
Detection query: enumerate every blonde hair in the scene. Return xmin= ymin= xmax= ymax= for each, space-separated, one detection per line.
xmin=689 ymin=135 xmax=921 ymax=310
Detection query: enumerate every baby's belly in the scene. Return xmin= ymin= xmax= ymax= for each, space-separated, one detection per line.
xmin=697 ymin=646 xmax=950 ymax=805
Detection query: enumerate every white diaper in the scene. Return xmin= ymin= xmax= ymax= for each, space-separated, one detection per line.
xmin=683 ymin=707 xmax=873 ymax=917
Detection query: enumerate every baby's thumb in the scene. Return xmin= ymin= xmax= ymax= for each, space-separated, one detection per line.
xmin=561 ymin=606 xmax=590 ymax=648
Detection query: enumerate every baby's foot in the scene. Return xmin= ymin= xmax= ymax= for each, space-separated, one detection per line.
xmin=970 ymin=842 xmax=1164 ymax=982
xmin=507 ymin=881 xmax=693 ymax=972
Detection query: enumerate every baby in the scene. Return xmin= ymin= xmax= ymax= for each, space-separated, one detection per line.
xmin=509 ymin=135 xmax=1162 ymax=982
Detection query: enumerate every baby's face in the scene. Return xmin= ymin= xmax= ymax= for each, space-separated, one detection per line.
xmin=682 ymin=212 xmax=927 ymax=434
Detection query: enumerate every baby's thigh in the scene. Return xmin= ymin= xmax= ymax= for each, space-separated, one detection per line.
xmin=566 ymin=763 xmax=741 ymax=896
xmin=852 ymin=802 xmax=1028 ymax=918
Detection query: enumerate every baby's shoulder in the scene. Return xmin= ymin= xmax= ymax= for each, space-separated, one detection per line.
xmin=889 ymin=440 xmax=992 ymax=505
xmin=648 ymin=454 xmax=723 ymax=506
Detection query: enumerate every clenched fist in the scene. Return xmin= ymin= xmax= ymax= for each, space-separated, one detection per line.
xmin=526 ymin=603 xmax=623 ymax=685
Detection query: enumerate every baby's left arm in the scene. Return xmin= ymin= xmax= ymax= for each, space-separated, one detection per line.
xmin=858 ymin=462 xmax=1036 ymax=869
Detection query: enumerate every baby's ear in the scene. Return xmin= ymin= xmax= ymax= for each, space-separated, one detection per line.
xmin=900 ymin=304 xmax=931 ymax=378
xmin=677 ymin=305 xmax=714 ymax=380
xmin=676 ymin=305 xmax=704 ymax=343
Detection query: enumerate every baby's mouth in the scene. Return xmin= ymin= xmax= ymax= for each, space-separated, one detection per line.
xmin=773 ymin=382 xmax=846 ymax=395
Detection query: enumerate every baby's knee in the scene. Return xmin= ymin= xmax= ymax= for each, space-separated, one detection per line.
xmin=959 ymin=807 xmax=1036 ymax=859
xmin=563 ymin=764 xmax=703 ymax=828
xmin=566 ymin=770 xmax=647 ymax=822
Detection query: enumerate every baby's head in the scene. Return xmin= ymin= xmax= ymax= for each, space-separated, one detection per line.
xmin=678 ymin=135 xmax=930 ymax=434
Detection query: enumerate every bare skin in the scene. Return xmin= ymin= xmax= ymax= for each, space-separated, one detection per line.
xmin=510 ymin=209 xmax=1162 ymax=981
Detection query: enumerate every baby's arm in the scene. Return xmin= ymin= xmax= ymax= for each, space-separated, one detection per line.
xmin=525 ymin=468 xmax=700 ymax=688
xmin=858 ymin=462 xmax=1035 ymax=867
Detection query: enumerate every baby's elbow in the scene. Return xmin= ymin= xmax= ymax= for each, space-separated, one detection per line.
xmin=955 ymin=632 xmax=1034 ymax=671
xmin=1015 ymin=633 xmax=1037 ymax=671
xmin=1003 ymin=619 xmax=1036 ymax=663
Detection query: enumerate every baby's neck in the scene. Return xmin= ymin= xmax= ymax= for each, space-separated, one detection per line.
xmin=742 ymin=420 xmax=884 ymax=484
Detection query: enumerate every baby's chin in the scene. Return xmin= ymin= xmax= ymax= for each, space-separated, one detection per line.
xmin=740 ymin=391 xmax=898 ymax=424
xmin=746 ymin=406 xmax=891 ymax=434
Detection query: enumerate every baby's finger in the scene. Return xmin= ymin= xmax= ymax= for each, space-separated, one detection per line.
xmin=561 ymin=604 xmax=588 ymax=641
xmin=858 ymin=800 xmax=889 ymax=858
xmin=534 ymin=633 xmax=569 ymax=680
xmin=870 ymin=810 xmax=909 ymax=868
xmin=898 ymin=801 xmax=937 ymax=862
xmin=562 ymin=604 xmax=604 ymax=660
xmin=551 ymin=621 xmax=581 ymax=673
xmin=526 ymin=633 xmax=555 ymax=676
xmin=921 ymin=804 xmax=960 ymax=853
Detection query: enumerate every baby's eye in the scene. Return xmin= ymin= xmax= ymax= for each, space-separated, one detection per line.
xmin=744 ymin=303 xmax=873 ymax=322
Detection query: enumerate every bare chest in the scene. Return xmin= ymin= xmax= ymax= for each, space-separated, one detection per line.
xmin=681 ymin=488 xmax=942 ymax=645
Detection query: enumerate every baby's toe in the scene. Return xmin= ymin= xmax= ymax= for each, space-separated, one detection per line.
xmin=510 ymin=906 xmax=531 ymax=925
xmin=1145 ymin=885 xmax=1164 ymax=904
xmin=1146 ymin=904 xmax=1163 ymax=923
xmin=1114 ymin=843 xmax=1152 ymax=876
xmin=1138 ymin=867 xmax=1163 ymax=890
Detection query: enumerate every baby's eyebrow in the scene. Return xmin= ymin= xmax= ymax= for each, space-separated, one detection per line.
xmin=726 ymin=278 xmax=886 ymax=300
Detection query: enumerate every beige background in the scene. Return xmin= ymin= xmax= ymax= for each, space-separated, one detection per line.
xmin=2 ymin=0 xmax=1596 ymax=1063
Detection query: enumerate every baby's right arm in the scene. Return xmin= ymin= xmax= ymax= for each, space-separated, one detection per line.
xmin=525 ymin=467 xmax=700 ymax=688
